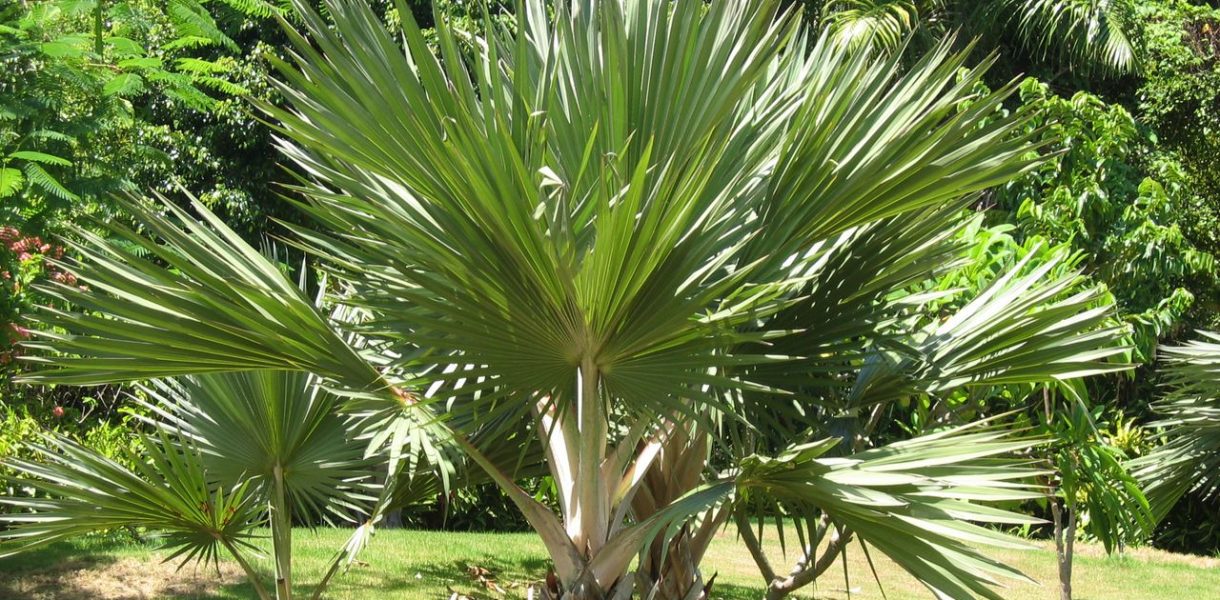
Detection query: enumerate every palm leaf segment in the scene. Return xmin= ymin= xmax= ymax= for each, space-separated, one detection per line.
xmin=0 ymin=432 xmax=263 ymax=566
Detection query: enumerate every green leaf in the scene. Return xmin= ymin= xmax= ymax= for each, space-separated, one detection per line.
xmin=22 ymin=162 xmax=77 ymax=201
xmin=167 ymin=0 xmax=238 ymax=51
xmin=9 ymin=150 xmax=72 ymax=167
xmin=117 ymin=57 xmax=163 ymax=70
xmin=175 ymin=57 xmax=228 ymax=74
xmin=161 ymin=34 xmax=216 ymax=50
xmin=103 ymin=72 xmax=146 ymax=97
xmin=106 ymin=36 xmax=146 ymax=57
xmin=0 ymin=168 xmax=23 ymax=198
xmin=40 ymin=37 xmax=87 ymax=58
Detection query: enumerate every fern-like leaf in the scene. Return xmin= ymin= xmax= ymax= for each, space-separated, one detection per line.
xmin=0 ymin=167 xmax=23 ymax=198
xmin=23 ymin=162 xmax=78 ymax=201
xmin=9 ymin=150 xmax=72 ymax=167
xmin=103 ymin=72 xmax=146 ymax=96
xmin=167 ymin=0 xmax=238 ymax=51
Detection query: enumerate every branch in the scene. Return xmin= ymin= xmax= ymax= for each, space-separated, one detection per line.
xmin=734 ymin=510 xmax=776 ymax=582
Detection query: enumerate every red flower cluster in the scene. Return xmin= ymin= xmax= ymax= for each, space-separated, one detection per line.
xmin=1 ymin=322 xmax=27 ymax=365
xmin=1 ymin=226 xmax=73 ymax=286
xmin=2 ymin=225 xmax=70 ymax=370
xmin=4 ymin=229 xmax=63 ymax=261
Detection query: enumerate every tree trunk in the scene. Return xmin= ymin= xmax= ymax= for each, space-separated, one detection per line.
xmin=1051 ymin=499 xmax=1072 ymax=600
xmin=271 ymin=464 xmax=293 ymax=600
xmin=93 ymin=0 xmax=105 ymax=55
xmin=759 ymin=521 xmax=847 ymax=600
xmin=636 ymin=526 xmax=707 ymax=600
xmin=531 ymin=568 xmax=628 ymax=600
xmin=749 ymin=405 xmax=883 ymax=600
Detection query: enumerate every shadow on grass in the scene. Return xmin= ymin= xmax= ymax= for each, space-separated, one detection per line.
xmin=0 ymin=537 xmax=246 ymax=600
xmin=706 ymin=582 xmax=767 ymax=600
xmin=0 ymin=540 xmax=123 ymax=600
xmin=207 ymin=554 xmax=556 ymax=599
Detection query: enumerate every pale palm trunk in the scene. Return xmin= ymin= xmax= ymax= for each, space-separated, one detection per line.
xmin=632 ymin=425 xmax=725 ymax=600
xmin=461 ymin=365 xmax=683 ymax=599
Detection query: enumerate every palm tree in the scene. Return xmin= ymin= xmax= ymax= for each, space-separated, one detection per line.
xmin=820 ymin=0 xmax=1140 ymax=77
xmin=1 ymin=1 xmax=1130 ymax=599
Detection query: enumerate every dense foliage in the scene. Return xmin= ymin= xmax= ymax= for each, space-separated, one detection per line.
xmin=1 ymin=1 xmax=1219 ymax=594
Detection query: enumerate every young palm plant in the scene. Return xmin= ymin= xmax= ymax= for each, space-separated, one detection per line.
xmin=1 ymin=370 xmax=375 ymax=600
xmin=2 ymin=1 xmax=1130 ymax=598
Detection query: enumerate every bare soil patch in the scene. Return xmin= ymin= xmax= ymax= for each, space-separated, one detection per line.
xmin=0 ymin=554 xmax=244 ymax=600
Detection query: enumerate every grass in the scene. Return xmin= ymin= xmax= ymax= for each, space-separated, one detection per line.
xmin=1 ymin=527 xmax=1217 ymax=599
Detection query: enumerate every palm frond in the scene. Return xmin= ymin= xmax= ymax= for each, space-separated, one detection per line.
xmin=18 ymin=193 xmax=380 ymax=389
xmin=0 ymin=432 xmax=264 ymax=568
xmin=1005 ymin=0 xmax=1140 ymax=76
xmin=139 ymin=370 xmax=376 ymax=524
xmin=1132 ymin=332 xmax=1220 ymax=520
xmin=911 ymin=248 xmax=1130 ymax=393
xmin=735 ymin=420 xmax=1048 ymax=600
xmin=823 ymin=0 xmax=919 ymax=52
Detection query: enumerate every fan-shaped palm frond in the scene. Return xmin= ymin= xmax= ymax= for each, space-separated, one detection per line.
xmin=0 ymin=433 xmax=269 ymax=596
xmin=1 ymin=370 xmax=392 ymax=600
xmin=140 ymin=371 xmax=374 ymax=523
xmin=735 ymin=420 xmax=1048 ymax=600
xmin=823 ymin=0 xmax=921 ymax=52
xmin=1132 ymin=332 xmax=1220 ymax=521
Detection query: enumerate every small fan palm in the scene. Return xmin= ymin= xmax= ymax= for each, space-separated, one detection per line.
xmin=2 ymin=370 xmax=374 ymax=600
xmin=2 ymin=1 xmax=1130 ymax=599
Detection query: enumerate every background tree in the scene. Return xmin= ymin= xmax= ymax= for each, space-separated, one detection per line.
xmin=818 ymin=0 xmax=1140 ymax=78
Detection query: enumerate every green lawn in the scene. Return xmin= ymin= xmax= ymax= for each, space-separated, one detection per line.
xmin=1 ymin=527 xmax=1216 ymax=599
